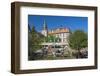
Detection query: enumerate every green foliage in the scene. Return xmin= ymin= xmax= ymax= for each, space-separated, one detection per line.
xmin=45 ymin=35 xmax=61 ymax=42
xmin=68 ymin=30 xmax=87 ymax=51
xmin=29 ymin=25 xmax=44 ymax=52
xmin=28 ymin=30 xmax=33 ymax=56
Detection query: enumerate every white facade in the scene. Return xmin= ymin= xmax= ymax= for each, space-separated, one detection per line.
xmin=48 ymin=28 xmax=70 ymax=43
xmin=41 ymin=30 xmax=48 ymax=37
xmin=52 ymin=32 xmax=70 ymax=43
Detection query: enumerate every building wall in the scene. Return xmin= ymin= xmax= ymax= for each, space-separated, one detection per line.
xmin=48 ymin=32 xmax=70 ymax=43
xmin=41 ymin=29 xmax=48 ymax=37
xmin=58 ymin=32 xmax=70 ymax=43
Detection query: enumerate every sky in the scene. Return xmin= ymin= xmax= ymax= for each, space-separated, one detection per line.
xmin=28 ymin=15 xmax=88 ymax=33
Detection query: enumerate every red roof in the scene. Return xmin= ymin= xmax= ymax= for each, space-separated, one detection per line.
xmin=48 ymin=28 xmax=69 ymax=35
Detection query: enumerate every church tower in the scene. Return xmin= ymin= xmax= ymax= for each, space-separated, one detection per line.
xmin=41 ymin=20 xmax=48 ymax=37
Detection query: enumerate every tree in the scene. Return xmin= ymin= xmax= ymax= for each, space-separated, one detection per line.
xmin=28 ymin=25 xmax=45 ymax=60
xmin=68 ymin=30 xmax=87 ymax=57
xmin=28 ymin=28 xmax=33 ymax=56
xmin=31 ymin=26 xmax=45 ymax=51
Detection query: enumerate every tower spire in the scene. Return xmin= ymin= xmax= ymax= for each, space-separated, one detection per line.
xmin=43 ymin=19 xmax=47 ymax=30
xmin=41 ymin=19 xmax=48 ymax=37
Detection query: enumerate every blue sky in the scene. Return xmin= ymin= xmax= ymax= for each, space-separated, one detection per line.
xmin=28 ymin=15 xmax=88 ymax=33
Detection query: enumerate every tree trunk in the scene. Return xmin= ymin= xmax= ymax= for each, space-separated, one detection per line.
xmin=76 ymin=48 xmax=81 ymax=58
